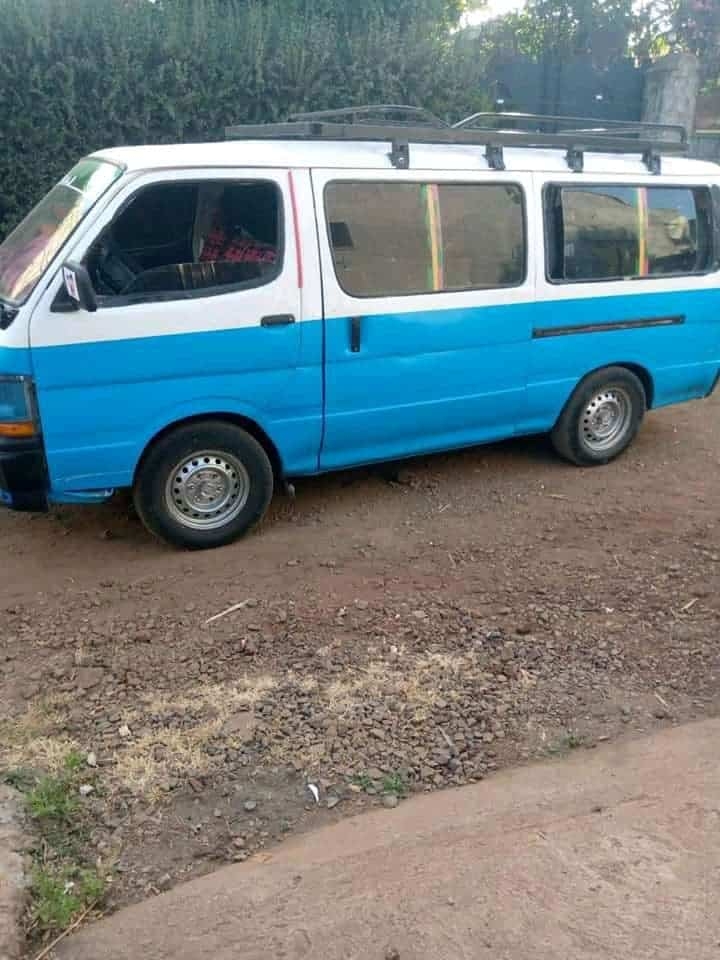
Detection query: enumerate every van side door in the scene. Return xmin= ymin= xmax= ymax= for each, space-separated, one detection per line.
xmin=312 ymin=168 xmax=536 ymax=470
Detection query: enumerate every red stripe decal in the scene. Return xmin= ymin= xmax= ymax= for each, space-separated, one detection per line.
xmin=288 ymin=170 xmax=303 ymax=289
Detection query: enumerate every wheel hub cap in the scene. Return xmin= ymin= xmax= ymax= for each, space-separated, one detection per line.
xmin=165 ymin=451 xmax=250 ymax=531
xmin=185 ymin=469 xmax=228 ymax=508
xmin=582 ymin=388 xmax=631 ymax=452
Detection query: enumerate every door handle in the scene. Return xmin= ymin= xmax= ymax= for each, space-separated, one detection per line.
xmin=261 ymin=314 xmax=296 ymax=327
xmin=350 ymin=316 xmax=362 ymax=353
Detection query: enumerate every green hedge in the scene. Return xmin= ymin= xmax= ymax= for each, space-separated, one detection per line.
xmin=0 ymin=0 xmax=489 ymax=240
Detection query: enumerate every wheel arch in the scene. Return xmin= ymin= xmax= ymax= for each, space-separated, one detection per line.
xmin=557 ymin=361 xmax=654 ymax=424
xmin=133 ymin=412 xmax=284 ymax=487
xmin=616 ymin=362 xmax=654 ymax=409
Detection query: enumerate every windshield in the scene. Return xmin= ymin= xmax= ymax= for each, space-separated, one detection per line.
xmin=0 ymin=158 xmax=123 ymax=306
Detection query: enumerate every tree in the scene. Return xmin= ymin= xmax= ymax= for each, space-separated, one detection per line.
xmin=0 ymin=0 xmax=490 ymax=240
xmin=486 ymin=0 xmax=719 ymax=84
xmin=161 ymin=0 xmax=472 ymax=31
xmin=491 ymin=0 xmax=637 ymax=67
xmin=636 ymin=0 xmax=720 ymax=85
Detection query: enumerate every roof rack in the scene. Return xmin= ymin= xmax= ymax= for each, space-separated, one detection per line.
xmin=225 ymin=106 xmax=688 ymax=174
xmin=454 ymin=112 xmax=686 ymax=174
xmin=288 ymin=105 xmax=450 ymax=128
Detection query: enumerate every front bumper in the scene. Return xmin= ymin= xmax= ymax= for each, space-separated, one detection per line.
xmin=0 ymin=436 xmax=49 ymax=512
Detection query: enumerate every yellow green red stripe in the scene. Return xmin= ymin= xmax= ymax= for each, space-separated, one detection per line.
xmin=637 ymin=187 xmax=649 ymax=277
xmin=423 ymin=184 xmax=444 ymax=291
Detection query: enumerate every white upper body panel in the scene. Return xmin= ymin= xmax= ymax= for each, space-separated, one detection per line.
xmin=92 ymin=139 xmax=720 ymax=179
xmin=0 ymin=137 xmax=716 ymax=352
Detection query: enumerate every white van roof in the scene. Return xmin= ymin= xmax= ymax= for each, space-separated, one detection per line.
xmin=92 ymin=139 xmax=719 ymax=178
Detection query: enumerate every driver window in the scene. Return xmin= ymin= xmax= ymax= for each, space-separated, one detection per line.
xmin=85 ymin=179 xmax=282 ymax=303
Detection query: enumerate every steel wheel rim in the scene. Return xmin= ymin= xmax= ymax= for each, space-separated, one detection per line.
xmin=581 ymin=386 xmax=633 ymax=453
xmin=165 ymin=450 xmax=250 ymax=531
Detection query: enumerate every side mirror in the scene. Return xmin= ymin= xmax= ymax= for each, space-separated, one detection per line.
xmin=62 ymin=262 xmax=97 ymax=313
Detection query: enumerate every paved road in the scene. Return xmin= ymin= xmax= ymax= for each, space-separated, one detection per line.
xmin=58 ymin=720 xmax=720 ymax=960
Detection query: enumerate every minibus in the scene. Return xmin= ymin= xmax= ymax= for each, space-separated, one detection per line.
xmin=0 ymin=109 xmax=717 ymax=548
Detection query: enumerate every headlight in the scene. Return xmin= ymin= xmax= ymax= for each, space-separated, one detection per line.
xmin=0 ymin=376 xmax=37 ymax=438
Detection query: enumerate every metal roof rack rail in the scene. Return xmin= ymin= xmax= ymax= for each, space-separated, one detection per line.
xmin=226 ymin=120 xmax=427 ymax=169
xmin=226 ymin=107 xmax=688 ymax=173
xmin=284 ymin=106 xmax=445 ymax=168
xmin=453 ymin=112 xmax=687 ymax=174
xmin=288 ymin=104 xmax=450 ymax=128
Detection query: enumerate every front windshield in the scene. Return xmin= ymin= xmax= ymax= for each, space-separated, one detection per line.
xmin=0 ymin=158 xmax=123 ymax=305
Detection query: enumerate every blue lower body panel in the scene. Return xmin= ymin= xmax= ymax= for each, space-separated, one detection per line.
xmin=11 ymin=286 xmax=720 ymax=498
xmin=31 ymin=322 xmax=324 ymax=491
xmin=320 ymin=307 xmax=530 ymax=469
xmin=321 ymin=288 xmax=720 ymax=469
xmin=520 ymin=288 xmax=720 ymax=433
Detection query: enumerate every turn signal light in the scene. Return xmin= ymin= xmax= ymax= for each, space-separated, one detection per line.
xmin=0 ymin=421 xmax=36 ymax=438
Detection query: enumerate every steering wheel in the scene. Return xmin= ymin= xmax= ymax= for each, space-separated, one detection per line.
xmin=95 ymin=237 xmax=143 ymax=295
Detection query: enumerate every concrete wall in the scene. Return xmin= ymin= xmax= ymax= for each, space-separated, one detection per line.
xmin=642 ymin=53 xmax=701 ymax=134
xmin=697 ymin=91 xmax=720 ymax=131
xmin=689 ymin=133 xmax=720 ymax=163
xmin=641 ymin=53 xmax=716 ymax=161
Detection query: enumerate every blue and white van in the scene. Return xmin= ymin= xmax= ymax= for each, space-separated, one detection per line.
xmin=0 ymin=110 xmax=718 ymax=549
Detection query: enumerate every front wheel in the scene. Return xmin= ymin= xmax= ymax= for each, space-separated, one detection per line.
xmin=551 ymin=367 xmax=647 ymax=466
xmin=134 ymin=420 xmax=274 ymax=549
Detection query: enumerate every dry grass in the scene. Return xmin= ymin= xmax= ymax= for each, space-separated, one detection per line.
xmin=284 ymin=673 xmax=319 ymax=695
xmin=113 ymin=674 xmax=278 ymax=798
xmin=2 ymin=654 xmax=484 ymax=800
xmin=262 ymin=652 xmax=481 ymax=769
xmin=2 ymin=733 xmax=82 ymax=775
xmin=0 ymin=695 xmax=78 ymax=774
xmin=131 ymin=674 xmax=278 ymax=724
xmin=2 ymin=676 xmax=280 ymax=801
xmin=113 ymin=724 xmax=221 ymax=800
xmin=319 ymin=652 xmax=476 ymax=720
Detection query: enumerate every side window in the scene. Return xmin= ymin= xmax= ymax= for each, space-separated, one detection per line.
xmin=325 ymin=180 xmax=525 ymax=298
xmin=546 ymin=184 xmax=714 ymax=283
xmin=439 ymin=184 xmax=525 ymax=289
xmin=325 ymin=183 xmax=429 ymax=296
xmin=86 ymin=179 xmax=282 ymax=303
xmin=647 ymin=187 xmax=712 ymax=276
xmin=111 ymin=183 xmax=198 ymax=251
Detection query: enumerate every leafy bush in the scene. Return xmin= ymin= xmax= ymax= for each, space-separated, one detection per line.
xmin=0 ymin=0 xmax=490 ymax=240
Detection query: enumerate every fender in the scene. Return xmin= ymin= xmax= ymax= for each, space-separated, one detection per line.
xmin=134 ymin=394 xmax=283 ymax=474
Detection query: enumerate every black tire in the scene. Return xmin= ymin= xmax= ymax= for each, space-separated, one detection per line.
xmin=551 ymin=366 xmax=646 ymax=467
xmin=134 ymin=420 xmax=274 ymax=549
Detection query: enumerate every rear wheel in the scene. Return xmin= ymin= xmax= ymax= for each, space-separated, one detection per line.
xmin=551 ymin=366 xmax=646 ymax=466
xmin=134 ymin=420 xmax=274 ymax=549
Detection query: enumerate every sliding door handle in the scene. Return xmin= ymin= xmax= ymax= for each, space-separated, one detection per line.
xmin=261 ymin=314 xmax=295 ymax=327
xmin=350 ymin=316 xmax=362 ymax=353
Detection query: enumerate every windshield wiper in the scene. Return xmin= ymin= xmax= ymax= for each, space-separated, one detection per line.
xmin=0 ymin=301 xmax=18 ymax=331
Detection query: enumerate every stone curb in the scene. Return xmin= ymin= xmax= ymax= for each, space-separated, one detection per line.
xmin=0 ymin=786 xmax=27 ymax=960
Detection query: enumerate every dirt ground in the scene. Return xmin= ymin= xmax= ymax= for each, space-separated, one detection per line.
xmin=1 ymin=395 xmax=720 ymax=931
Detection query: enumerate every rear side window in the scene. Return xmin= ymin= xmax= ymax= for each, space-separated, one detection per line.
xmin=325 ymin=181 xmax=525 ymax=298
xmin=546 ymin=184 xmax=714 ymax=282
